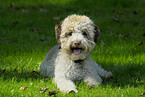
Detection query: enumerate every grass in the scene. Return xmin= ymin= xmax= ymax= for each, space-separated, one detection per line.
xmin=0 ymin=0 xmax=145 ymax=96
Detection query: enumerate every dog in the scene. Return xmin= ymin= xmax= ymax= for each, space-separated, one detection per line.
xmin=40 ymin=14 xmax=113 ymax=93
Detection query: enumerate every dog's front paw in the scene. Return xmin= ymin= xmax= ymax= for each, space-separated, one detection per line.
xmin=67 ymin=89 xmax=78 ymax=94
xmin=105 ymin=71 xmax=113 ymax=79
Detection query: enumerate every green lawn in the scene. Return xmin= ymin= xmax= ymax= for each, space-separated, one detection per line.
xmin=0 ymin=0 xmax=145 ymax=96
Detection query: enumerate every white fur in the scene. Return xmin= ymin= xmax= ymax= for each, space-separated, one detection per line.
xmin=40 ymin=14 xmax=113 ymax=93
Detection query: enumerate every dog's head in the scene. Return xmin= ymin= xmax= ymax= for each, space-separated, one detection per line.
xmin=55 ymin=14 xmax=100 ymax=61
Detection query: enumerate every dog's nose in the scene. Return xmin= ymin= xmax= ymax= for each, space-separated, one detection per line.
xmin=73 ymin=42 xmax=81 ymax=46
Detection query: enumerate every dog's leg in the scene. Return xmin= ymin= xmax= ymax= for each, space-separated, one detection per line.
xmin=95 ymin=63 xmax=113 ymax=79
xmin=84 ymin=73 xmax=103 ymax=86
xmin=84 ymin=60 xmax=113 ymax=85
xmin=55 ymin=75 xmax=78 ymax=93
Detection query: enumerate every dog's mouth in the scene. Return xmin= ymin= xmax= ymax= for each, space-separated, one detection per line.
xmin=71 ymin=47 xmax=83 ymax=55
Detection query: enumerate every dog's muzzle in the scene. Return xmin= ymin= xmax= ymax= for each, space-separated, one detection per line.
xmin=71 ymin=41 xmax=84 ymax=55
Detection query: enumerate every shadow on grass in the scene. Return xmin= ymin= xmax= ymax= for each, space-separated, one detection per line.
xmin=0 ymin=70 xmax=44 ymax=82
xmin=102 ymin=63 xmax=145 ymax=88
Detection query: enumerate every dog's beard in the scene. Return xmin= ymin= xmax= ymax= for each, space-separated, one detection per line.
xmin=70 ymin=52 xmax=88 ymax=61
xmin=61 ymin=38 xmax=95 ymax=61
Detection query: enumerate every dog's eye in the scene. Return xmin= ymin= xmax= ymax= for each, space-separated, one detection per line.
xmin=65 ymin=32 xmax=72 ymax=37
xmin=82 ymin=31 xmax=88 ymax=37
xmin=68 ymin=32 xmax=72 ymax=36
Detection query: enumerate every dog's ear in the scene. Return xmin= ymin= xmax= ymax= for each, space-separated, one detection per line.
xmin=55 ymin=23 xmax=62 ymax=44
xmin=94 ymin=25 xmax=101 ymax=43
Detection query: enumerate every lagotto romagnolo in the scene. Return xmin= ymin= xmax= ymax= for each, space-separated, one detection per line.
xmin=40 ymin=14 xmax=113 ymax=93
